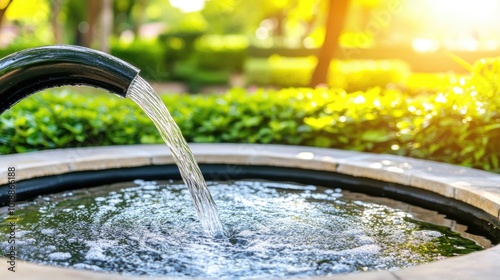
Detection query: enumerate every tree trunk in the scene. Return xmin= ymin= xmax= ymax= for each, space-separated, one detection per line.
xmin=132 ymin=0 xmax=147 ymax=37
xmin=51 ymin=0 xmax=64 ymax=44
xmin=310 ymin=0 xmax=350 ymax=87
xmin=0 ymin=0 xmax=13 ymax=30
xmin=83 ymin=0 xmax=100 ymax=48
xmin=99 ymin=0 xmax=113 ymax=53
xmin=273 ymin=11 xmax=286 ymax=47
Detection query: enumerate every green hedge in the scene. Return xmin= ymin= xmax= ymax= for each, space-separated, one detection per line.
xmin=159 ymin=34 xmax=248 ymax=90
xmin=405 ymin=73 xmax=466 ymax=95
xmin=110 ymin=39 xmax=169 ymax=81
xmin=172 ymin=60 xmax=230 ymax=93
xmin=194 ymin=34 xmax=248 ymax=72
xmin=2 ymin=57 xmax=500 ymax=173
xmin=244 ymin=55 xmax=411 ymax=91
xmin=160 ymin=31 xmax=204 ymax=63
xmin=0 ymin=91 xmax=158 ymax=153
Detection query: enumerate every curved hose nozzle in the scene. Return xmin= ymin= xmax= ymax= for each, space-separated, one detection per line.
xmin=0 ymin=45 xmax=140 ymax=114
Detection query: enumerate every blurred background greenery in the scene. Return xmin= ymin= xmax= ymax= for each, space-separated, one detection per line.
xmin=1 ymin=0 xmax=500 ymax=172
xmin=1 ymin=0 xmax=499 ymax=90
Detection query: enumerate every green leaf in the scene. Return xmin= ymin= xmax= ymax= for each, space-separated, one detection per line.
xmin=491 ymin=154 xmax=499 ymax=170
xmin=314 ymin=136 xmax=331 ymax=147
xmin=361 ymin=130 xmax=391 ymax=143
xmin=481 ymin=123 xmax=500 ymax=132
xmin=446 ymin=53 xmax=473 ymax=72
xmin=242 ymin=116 xmax=262 ymax=127
xmin=474 ymin=149 xmax=485 ymax=161
xmin=193 ymin=135 xmax=217 ymax=142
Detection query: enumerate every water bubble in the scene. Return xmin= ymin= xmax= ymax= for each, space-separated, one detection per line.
xmin=73 ymin=263 xmax=102 ymax=271
xmin=43 ymin=246 xmax=56 ymax=253
xmin=41 ymin=228 xmax=55 ymax=235
xmin=48 ymin=252 xmax=71 ymax=260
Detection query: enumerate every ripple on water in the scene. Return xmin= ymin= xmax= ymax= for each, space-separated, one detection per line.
xmin=0 ymin=179 xmax=486 ymax=278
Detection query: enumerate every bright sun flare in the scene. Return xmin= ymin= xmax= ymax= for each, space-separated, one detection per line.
xmin=431 ymin=0 xmax=499 ymax=22
xmin=170 ymin=0 xmax=205 ymax=13
xmin=411 ymin=0 xmax=500 ymax=52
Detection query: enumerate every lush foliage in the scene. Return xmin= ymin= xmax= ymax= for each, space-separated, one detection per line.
xmin=244 ymin=55 xmax=411 ymax=91
xmin=404 ymin=73 xmax=467 ymax=95
xmin=2 ymin=57 xmax=500 ymax=173
xmin=172 ymin=60 xmax=230 ymax=93
xmin=0 ymin=91 xmax=158 ymax=153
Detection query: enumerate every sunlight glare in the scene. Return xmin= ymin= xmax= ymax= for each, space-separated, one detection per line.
xmin=414 ymin=0 xmax=500 ymax=51
xmin=431 ymin=0 xmax=498 ymax=19
xmin=412 ymin=38 xmax=439 ymax=53
xmin=428 ymin=0 xmax=499 ymax=29
xmin=170 ymin=0 xmax=205 ymax=13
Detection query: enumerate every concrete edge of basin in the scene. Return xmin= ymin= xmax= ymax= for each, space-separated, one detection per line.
xmin=0 ymin=143 xmax=499 ymax=280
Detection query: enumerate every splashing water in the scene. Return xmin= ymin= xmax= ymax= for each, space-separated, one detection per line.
xmin=127 ymin=76 xmax=224 ymax=235
xmin=0 ymin=180 xmax=486 ymax=277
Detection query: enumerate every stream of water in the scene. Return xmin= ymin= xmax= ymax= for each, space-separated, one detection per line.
xmin=127 ymin=76 xmax=224 ymax=236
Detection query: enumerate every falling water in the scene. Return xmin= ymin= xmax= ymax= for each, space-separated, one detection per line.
xmin=127 ymin=76 xmax=224 ymax=236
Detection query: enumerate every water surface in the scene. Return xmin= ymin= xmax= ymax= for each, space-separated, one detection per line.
xmin=0 ymin=179 xmax=485 ymax=278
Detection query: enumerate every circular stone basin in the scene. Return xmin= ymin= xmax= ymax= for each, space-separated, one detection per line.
xmin=1 ymin=144 xmax=500 ymax=280
xmin=0 ymin=179 xmax=488 ymax=277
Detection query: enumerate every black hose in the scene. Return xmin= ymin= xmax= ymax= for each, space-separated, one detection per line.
xmin=0 ymin=45 xmax=140 ymax=114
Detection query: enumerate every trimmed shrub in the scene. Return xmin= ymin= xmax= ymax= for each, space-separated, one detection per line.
xmin=110 ymin=39 xmax=169 ymax=81
xmin=242 ymin=59 xmax=273 ymax=86
xmin=194 ymin=34 xmax=248 ymax=72
xmin=2 ymin=70 xmax=500 ymax=173
xmin=160 ymin=31 xmax=204 ymax=63
xmin=405 ymin=73 xmax=466 ymax=95
xmin=172 ymin=60 xmax=230 ymax=93
xmin=469 ymin=57 xmax=500 ymax=98
xmin=331 ymin=59 xmax=411 ymax=91
xmin=244 ymin=55 xmax=411 ymax=91
xmin=164 ymin=34 xmax=247 ymax=91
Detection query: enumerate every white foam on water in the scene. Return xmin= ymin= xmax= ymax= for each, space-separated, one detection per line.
xmin=262 ymin=181 xmax=317 ymax=190
xmin=73 ymin=263 xmax=102 ymax=271
xmin=14 ymin=230 xmax=31 ymax=238
xmin=412 ymin=230 xmax=443 ymax=241
xmin=48 ymin=252 xmax=71 ymax=260
xmin=44 ymin=245 xmax=56 ymax=252
xmin=357 ymin=235 xmax=376 ymax=245
xmin=85 ymin=248 xmax=107 ymax=261
xmin=41 ymin=228 xmax=55 ymax=235
xmin=340 ymin=244 xmax=381 ymax=256
xmin=0 ymin=179 xmax=486 ymax=278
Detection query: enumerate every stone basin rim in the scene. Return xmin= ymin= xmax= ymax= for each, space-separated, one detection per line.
xmin=0 ymin=143 xmax=499 ymax=280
